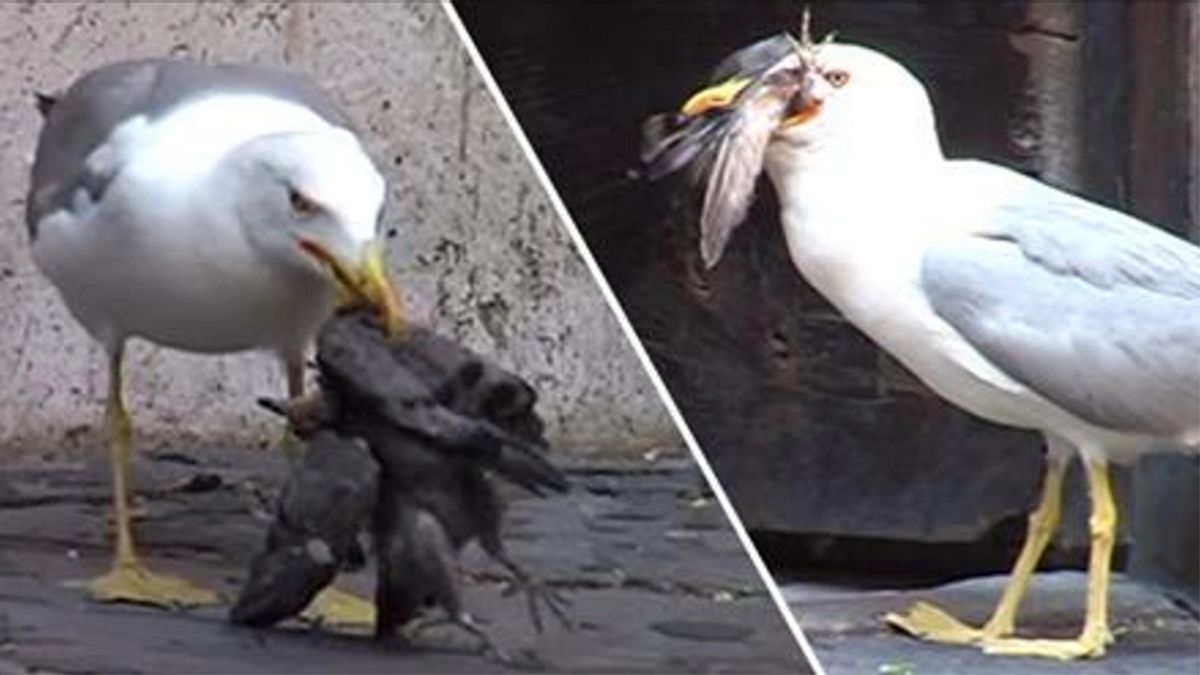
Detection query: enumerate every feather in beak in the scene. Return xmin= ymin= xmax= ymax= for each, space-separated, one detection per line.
xmin=639 ymin=32 xmax=812 ymax=268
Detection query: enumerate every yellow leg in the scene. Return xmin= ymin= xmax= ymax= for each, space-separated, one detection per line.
xmin=981 ymin=457 xmax=1066 ymax=637
xmin=301 ymin=586 xmax=377 ymax=630
xmin=277 ymin=351 xmax=307 ymax=461
xmin=885 ymin=457 xmax=1068 ymax=645
xmin=984 ymin=459 xmax=1115 ymax=659
xmin=89 ymin=346 xmax=219 ymax=608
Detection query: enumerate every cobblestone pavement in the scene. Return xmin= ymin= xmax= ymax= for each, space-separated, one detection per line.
xmin=0 ymin=448 xmax=808 ymax=673
xmin=786 ymin=571 xmax=1199 ymax=675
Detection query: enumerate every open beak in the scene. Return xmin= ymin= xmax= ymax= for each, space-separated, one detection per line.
xmin=779 ymin=90 xmax=822 ymax=128
xmin=300 ymin=239 xmax=405 ymax=337
xmin=681 ymin=73 xmax=820 ymax=129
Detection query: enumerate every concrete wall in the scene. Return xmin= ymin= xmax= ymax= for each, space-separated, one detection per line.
xmin=0 ymin=1 xmax=676 ymax=457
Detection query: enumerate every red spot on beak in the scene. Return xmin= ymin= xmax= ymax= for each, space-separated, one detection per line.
xmin=780 ymin=99 xmax=821 ymax=128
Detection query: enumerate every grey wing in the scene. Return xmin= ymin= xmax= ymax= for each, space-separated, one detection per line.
xmin=277 ymin=431 xmax=378 ymax=543
xmin=26 ymin=58 xmax=352 ymax=236
xmin=317 ymin=313 xmax=439 ymax=403
xmin=383 ymin=403 xmax=567 ymax=495
xmin=26 ymin=60 xmax=162 ymax=234
xmin=989 ymin=175 xmax=1200 ymax=298
xmin=922 ymin=186 xmax=1200 ymax=440
xmin=698 ymin=93 xmax=785 ymax=269
xmin=639 ymin=112 xmax=728 ymax=181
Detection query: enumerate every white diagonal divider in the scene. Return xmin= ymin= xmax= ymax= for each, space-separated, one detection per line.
xmin=440 ymin=3 xmax=825 ymax=672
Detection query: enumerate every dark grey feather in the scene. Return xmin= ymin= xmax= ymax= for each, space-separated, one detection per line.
xmin=699 ymin=91 xmax=791 ymax=268
xmin=639 ymin=32 xmax=798 ymax=178
xmin=316 ymin=313 xmax=568 ymax=494
xmin=34 ymin=92 xmax=57 ymax=118
xmin=708 ymin=33 xmax=802 ymax=86
xmin=639 ymin=112 xmax=720 ymax=181
xmin=241 ymin=310 xmax=568 ymax=636
xmin=639 ymin=33 xmax=798 ymax=185
xmin=310 ymin=310 xmax=568 ymax=637
xmin=640 ymin=33 xmax=806 ymax=269
xmin=373 ymin=496 xmax=461 ymax=640
xmin=367 ymin=426 xmax=567 ymax=638
xmin=26 ymin=58 xmax=352 ymax=238
xmin=230 ymin=429 xmax=378 ymax=627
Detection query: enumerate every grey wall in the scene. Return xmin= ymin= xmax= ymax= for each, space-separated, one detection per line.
xmin=0 ymin=1 xmax=676 ymax=457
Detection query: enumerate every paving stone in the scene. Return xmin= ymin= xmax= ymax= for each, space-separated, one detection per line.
xmin=786 ymin=571 xmax=1200 ymax=675
xmin=0 ymin=452 xmax=807 ymax=673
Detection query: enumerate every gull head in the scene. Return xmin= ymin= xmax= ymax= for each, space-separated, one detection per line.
xmin=641 ymin=33 xmax=945 ymax=268
xmin=225 ymin=128 xmax=404 ymax=336
xmin=682 ymin=39 xmax=942 ymax=174
xmin=770 ymin=43 xmax=941 ymax=171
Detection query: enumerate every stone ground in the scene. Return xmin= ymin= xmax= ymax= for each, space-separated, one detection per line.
xmin=0 ymin=448 xmax=808 ymax=674
xmin=786 ymin=571 xmax=1199 ymax=675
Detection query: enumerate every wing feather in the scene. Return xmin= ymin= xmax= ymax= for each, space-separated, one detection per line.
xmin=923 ymin=169 xmax=1200 ymax=440
xmin=699 ymin=92 xmax=789 ymax=268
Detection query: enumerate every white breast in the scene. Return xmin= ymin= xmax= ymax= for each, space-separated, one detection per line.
xmin=769 ymin=164 xmax=1161 ymax=459
xmin=32 ymin=94 xmax=339 ymax=354
xmin=769 ymin=161 xmax=1058 ymax=429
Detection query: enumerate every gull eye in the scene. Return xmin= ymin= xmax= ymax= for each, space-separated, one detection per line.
xmin=288 ymin=188 xmax=318 ymax=216
xmin=826 ymin=69 xmax=850 ymax=88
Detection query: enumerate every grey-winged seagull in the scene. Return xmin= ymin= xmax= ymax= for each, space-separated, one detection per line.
xmin=26 ymin=58 xmax=404 ymax=610
xmin=643 ymin=31 xmax=1200 ymax=660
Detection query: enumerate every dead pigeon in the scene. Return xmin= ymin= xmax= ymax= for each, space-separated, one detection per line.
xmin=315 ymin=311 xmax=567 ymax=497
xmin=230 ymin=428 xmax=379 ymax=627
xmin=314 ymin=311 xmax=571 ymax=641
xmin=373 ymin=496 xmax=461 ymax=640
xmin=232 ymin=308 xmax=569 ymax=646
xmin=367 ymin=416 xmax=572 ymax=645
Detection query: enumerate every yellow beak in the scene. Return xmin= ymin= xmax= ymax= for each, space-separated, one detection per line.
xmin=681 ymin=77 xmax=752 ymax=116
xmin=301 ymin=239 xmax=405 ymax=337
xmin=682 ymin=74 xmax=820 ymax=128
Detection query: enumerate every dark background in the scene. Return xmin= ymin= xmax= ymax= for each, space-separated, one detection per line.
xmin=456 ymin=0 xmax=1199 ymax=605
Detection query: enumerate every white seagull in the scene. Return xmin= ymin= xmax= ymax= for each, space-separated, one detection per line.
xmin=26 ymin=59 xmax=403 ymax=609
xmin=649 ymin=33 xmax=1200 ymax=660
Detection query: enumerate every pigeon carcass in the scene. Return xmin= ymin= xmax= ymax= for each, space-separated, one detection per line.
xmin=316 ymin=312 xmax=571 ymax=641
xmin=231 ymin=310 xmax=570 ymax=644
xmin=230 ymin=428 xmax=378 ymax=627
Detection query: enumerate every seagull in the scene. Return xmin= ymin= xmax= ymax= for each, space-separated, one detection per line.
xmin=648 ymin=32 xmax=1200 ymax=660
xmin=25 ymin=58 xmax=404 ymax=609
